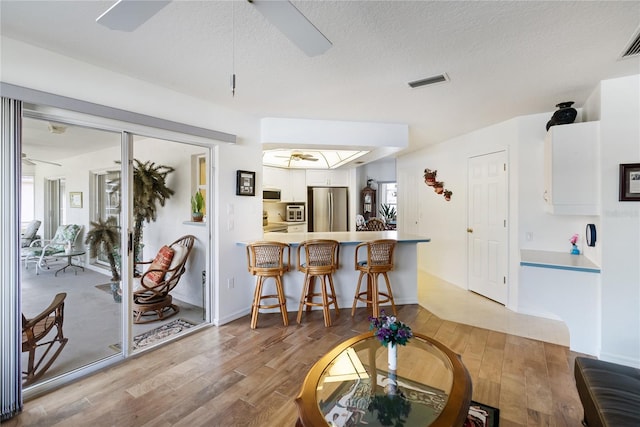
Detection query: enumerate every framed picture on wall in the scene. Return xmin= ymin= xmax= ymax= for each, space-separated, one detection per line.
xmin=619 ymin=163 xmax=640 ymax=201
xmin=70 ymin=192 xmax=83 ymax=208
xmin=236 ymin=170 xmax=256 ymax=196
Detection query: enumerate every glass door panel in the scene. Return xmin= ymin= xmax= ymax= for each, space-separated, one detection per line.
xmin=20 ymin=115 xmax=123 ymax=386
xmin=130 ymin=135 xmax=208 ymax=349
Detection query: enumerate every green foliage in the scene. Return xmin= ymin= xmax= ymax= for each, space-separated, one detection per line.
xmin=191 ymin=190 xmax=204 ymax=213
xmin=131 ymin=159 xmax=175 ymax=262
xmin=85 ymin=216 xmax=120 ymax=281
xmin=380 ymin=204 xmax=397 ymax=221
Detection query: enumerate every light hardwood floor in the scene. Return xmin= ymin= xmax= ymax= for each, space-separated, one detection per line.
xmin=6 ymin=303 xmax=585 ymax=427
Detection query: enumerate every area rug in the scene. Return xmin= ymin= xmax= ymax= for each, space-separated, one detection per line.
xmin=465 ymin=400 xmax=499 ymax=427
xmin=109 ymin=318 xmax=197 ymax=351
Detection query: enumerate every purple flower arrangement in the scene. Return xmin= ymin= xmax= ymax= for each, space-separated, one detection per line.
xmin=369 ymin=310 xmax=413 ymax=347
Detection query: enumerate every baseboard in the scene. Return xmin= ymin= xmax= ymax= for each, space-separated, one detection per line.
xmin=216 ymin=307 xmax=251 ymax=326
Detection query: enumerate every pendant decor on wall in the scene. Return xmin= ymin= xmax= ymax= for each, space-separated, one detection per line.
xmin=423 ymin=168 xmax=453 ymax=201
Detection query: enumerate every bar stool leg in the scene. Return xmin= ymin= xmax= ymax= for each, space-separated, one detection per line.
xmin=275 ymin=275 xmax=289 ymax=326
xmin=251 ymin=276 xmax=264 ymax=329
xmin=321 ymin=274 xmax=332 ymax=327
xmin=371 ymin=273 xmax=380 ymax=319
xmin=382 ymin=272 xmax=397 ymax=315
xmin=351 ymin=271 xmax=367 ymax=316
xmin=297 ymin=273 xmax=311 ymax=324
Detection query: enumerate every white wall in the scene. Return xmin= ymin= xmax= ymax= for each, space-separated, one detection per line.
xmin=398 ymin=75 xmax=640 ymax=366
xmin=598 ymin=75 xmax=640 ymax=366
xmin=2 ymin=36 xmax=263 ymax=326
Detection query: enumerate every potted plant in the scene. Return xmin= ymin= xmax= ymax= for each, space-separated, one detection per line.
xmin=380 ymin=203 xmax=397 ymax=223
xmin=443 ymin=189 xmax=453 ymax=201
xmin=191 ymin=190 xmax=204 ymax=222
xmin=423 ymin=169 xmax=437 ymax=186
xmin=85 ymin=216 xmax=121 ymax=302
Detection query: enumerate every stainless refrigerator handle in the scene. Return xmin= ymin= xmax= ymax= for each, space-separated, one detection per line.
xmin=329 ymin=191 xmax=333 ymax=231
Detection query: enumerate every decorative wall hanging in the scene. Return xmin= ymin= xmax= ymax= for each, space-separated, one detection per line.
xmin=69 ymin=192 xmax=83 ymax=208
xmin=236 ymin=170 xmax=255 ymax=196
xmin=423 ymin=168 xmax=453 ymax=201
xmin=619 ymin=163 xmax=640 ymax=201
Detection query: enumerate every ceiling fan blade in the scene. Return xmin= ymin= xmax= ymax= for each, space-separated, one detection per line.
xmin=97 ymin=0 xmax=171 ymax=32
xmin=30 ymin=158 xmax=62 ymax=167
xmin=250 ymin=0 xmax=332 ymax=57
xmin=22 ymin=158 xmax=36 ymax=166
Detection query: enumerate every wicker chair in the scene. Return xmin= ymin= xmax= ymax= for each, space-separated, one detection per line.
xmin=365 ymin=217 xmax=386 ymax=231
xmin=246 ymin=241 xmax=291 ymax=329
xmin=297 ymin=239 xmax=340 ymax=327
xmin=22 ymin=293 xmax=68 ymax=386
xmin=351 ymin=239 xmax=397 ymax=319
xmin=132 ymin=235 xmax=195 ymax=324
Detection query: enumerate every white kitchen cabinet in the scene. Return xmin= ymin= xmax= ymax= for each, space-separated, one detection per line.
xmin=306 ymin=169 xmax=349 ymax=187
xmin=263 ymin=166 xmax=307 ymax=202
xmin=543 ymin=121 xmax=600 ymax=215
xmin=288 ymin=169 xmax=307 ymax=202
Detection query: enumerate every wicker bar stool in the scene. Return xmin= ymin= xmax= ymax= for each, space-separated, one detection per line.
xmin=351 ymin=239 xmax=397 ymax=319
xmin=246 ymin=241 xmax=291 ymax=329
xmin=297 ymin=239 xmax=340 ymax=327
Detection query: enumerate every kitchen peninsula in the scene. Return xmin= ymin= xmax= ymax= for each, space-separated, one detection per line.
xmin=239 ymin=231 xmax=430 ymax=313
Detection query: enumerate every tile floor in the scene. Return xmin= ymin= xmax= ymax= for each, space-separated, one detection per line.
xmin=417 ymin=269 xmax=570 ymax=346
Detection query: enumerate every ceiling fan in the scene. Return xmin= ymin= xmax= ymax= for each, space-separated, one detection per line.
xmin=21 ymin=153 xmax=62 ymax=167
xmin=275 ymin=152 xmax=319 ymax=162
xmin=96 ymin=0 xmax=332 ymax=57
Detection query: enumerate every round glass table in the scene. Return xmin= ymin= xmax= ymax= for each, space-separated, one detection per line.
xmin=295 ymin=332 xmax=472 ymax=427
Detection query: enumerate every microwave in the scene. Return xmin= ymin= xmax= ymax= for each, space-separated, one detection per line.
xmin=263 ymin=188 xmax=281 ymax=201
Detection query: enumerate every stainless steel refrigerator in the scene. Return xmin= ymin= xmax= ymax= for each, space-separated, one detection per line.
xmin=308 ymin=187 xmax=349 ymax=232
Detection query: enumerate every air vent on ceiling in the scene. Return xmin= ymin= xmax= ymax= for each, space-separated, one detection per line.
xmin=408 ymin=73 xmax=449 ymax=89
xmin=621 ymin=27 xmax=640 ymax=58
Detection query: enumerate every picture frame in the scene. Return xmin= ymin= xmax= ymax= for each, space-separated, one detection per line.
xmin=619 ymin=163 xmax=640 ymax=201
xmin=236 ymin=170 xmax=256 ymax=196
xmin=70 ymin=192 xmax=83 ymax=208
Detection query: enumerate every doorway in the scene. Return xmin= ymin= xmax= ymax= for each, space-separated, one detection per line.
xmin=467 ymin=151 xmax=508 ymax=304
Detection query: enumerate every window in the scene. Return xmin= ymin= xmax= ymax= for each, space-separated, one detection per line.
xmin=21 ymin=176 xmax=35 ymax=225
xmin=379 ymin=182 xmax=397 ymax=211
xmin=93 ymin=170 xmax=121 ymax=265
xmin=193 ymin=154 xmax=206 ymax=217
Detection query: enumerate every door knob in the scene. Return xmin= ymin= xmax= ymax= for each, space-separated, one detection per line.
xmin=467 ymin=228 xmax=473 ymax=233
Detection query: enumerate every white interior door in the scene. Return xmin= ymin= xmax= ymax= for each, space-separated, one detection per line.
xmin=467 ymin=151 xmax=508 ymax=304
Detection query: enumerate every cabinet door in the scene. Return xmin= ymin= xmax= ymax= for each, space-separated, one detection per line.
xmin=544 ymin=121 xmax=599 ymax=215
xmin=287 ymin=224 xmax=305 ymax=232
xmin=290 ymin=169 xmax=307 ymax=202
xmin=306 ymin=169 xmax=349 ymax=187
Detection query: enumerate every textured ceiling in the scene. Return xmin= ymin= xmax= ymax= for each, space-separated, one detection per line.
xmin=2 ymin=1 xmax=640 ymax=155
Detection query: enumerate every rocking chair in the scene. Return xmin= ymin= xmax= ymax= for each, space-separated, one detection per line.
xmin=22 ymin=292 xmax=68 ymax=386
xmin=132 ymin=235 xmax=195 ymax=324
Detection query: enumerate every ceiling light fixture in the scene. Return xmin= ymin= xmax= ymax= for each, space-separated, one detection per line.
xmin=408 ymin=73 xmax=449 ymax=89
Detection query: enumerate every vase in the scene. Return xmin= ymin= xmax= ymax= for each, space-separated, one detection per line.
xmin=546 ymin=101 xmax=577 ymax=131
xmin=571 ymin=244 xmax=580 ymax=255
xmin=388 ymin=343 xmax=397 ymax=371
xmin=110 ymin=282 xmax=122 ymax=303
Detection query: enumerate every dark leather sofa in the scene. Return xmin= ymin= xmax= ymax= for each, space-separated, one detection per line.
xmin=574 ymin=357 xmax=640 ymax=427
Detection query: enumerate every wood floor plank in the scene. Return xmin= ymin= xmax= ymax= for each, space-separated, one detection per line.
xmin=8 ymin=304 xmax=585 ymax=427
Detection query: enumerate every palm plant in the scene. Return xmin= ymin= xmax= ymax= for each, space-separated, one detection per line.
xmin=131 ymin=159 xmax=175 ymax=262
xmin=85 ymin=216 xmax=120 ymax=281
xmin=380 ymin=204 xmax=397 ymax=222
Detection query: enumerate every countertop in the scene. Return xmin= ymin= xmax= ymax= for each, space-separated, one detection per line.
xmin=520 ymin=249 xmax=600 ymax=273
xmin=240 ymin=230 xmax=430 ymax=246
